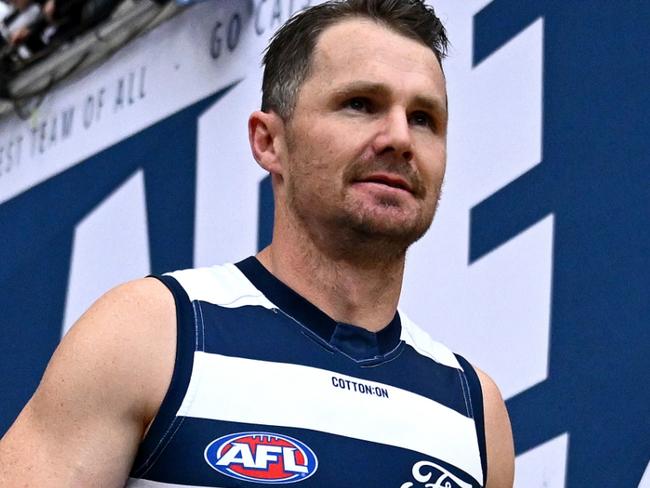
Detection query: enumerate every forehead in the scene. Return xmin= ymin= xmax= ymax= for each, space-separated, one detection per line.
xmin=305 ymin=18 xmax=445 ymax=99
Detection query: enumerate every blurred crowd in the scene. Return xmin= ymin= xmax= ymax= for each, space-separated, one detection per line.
xmin=0 ymin=0 xmax=125 ymax=77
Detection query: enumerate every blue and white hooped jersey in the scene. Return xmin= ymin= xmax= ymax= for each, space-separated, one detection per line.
xmin=125 ymin=257 xmax=487 ymax=488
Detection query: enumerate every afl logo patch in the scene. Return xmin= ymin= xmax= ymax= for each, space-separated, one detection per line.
xmin=204 ymin=431 xmax=318 ymax=483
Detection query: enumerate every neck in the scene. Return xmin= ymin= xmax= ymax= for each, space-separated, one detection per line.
xmin=256 ymin=210 xmax=406 ymax=332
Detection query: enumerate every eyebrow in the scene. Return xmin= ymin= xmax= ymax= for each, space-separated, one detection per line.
xmin=331 ymin=81 xmax=448 ymax=118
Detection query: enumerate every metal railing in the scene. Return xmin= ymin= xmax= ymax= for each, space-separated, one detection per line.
xmin=0 ymin=0 xmax=184 ymax=120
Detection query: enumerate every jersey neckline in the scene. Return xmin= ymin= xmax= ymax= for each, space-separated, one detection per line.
xmin=235 ymin=256 xmax=402 ymax=362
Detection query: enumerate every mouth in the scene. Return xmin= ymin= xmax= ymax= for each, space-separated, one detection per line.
xmin=353 ymin=173 xmax=413 ymax=193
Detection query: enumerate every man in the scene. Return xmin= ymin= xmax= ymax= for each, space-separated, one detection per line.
xmin=0 ymin=0 xmax=514 ymax=486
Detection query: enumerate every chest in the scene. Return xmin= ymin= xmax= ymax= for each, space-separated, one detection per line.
xmin=128 ymin=297 xmax=483 ymax=487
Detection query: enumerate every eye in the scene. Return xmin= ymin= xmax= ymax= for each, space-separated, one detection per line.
xmin=345 ymin=97 xmax=373 ymax=112
xmin=409 ymin=111 xmax=434 ymax=129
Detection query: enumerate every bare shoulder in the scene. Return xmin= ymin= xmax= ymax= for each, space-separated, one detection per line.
xmin=49 ymin=277 xmax=177 ymax=420
xmin=0 ymin=277 xmax=177 ymax=486
xmin=474 ymin=366 xmax=515 ymax=488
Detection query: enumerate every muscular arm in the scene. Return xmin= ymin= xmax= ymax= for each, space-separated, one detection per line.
xmin=476 ymin=367 xmax=515 ymax=488
xmin=0 ymin=278 xmax=176 ymax=487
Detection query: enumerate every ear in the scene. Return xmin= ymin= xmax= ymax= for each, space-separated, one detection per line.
xmin=248 ymin=110 xmax=286 ymax=176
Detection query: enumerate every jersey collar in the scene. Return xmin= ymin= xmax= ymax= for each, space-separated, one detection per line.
xmin=235 ymin=256 xmax=402 ymax=362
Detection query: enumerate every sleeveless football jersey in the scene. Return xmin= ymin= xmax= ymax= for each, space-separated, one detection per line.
xmin=125 ymin=257 xmax=487 ymax=487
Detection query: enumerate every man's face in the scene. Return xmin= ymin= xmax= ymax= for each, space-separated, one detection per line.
xmin=280 ymin=18 xmax=448 ymax=256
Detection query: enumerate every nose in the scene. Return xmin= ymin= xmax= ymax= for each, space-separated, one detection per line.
xmin=372 ymin=108 xmax=413 ymax=161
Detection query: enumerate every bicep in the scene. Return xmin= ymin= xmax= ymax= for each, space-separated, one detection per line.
xmin=476 ymin=367 xmax=514 ymax=488
xmin=0 ymin=278 xmax=176 ymax=487
xmin=0 ymin=392 xmax=141 ymax=487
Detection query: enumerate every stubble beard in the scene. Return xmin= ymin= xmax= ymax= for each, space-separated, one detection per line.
xmin=286 ymin=160 xmax=441 ymax=266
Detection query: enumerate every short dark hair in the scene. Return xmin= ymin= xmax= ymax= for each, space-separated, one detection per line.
xmin=261 ymin=0 xmax=449 ymax=120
